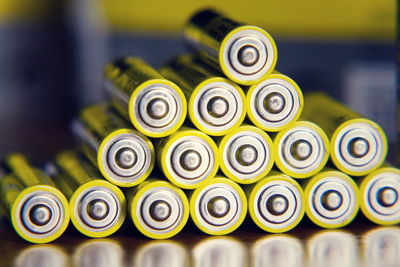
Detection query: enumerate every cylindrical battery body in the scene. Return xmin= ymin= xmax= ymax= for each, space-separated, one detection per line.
xmin=104 ymin=57 xmax=187 ymax=138
xmin=183 ymin=9 xmax=277 ymax=85
xmin=0 ymin=154 xmax=70 ymax=243
xmin=73 ymin=104 xmax=155 ymax=187
xmin=160 ymin=55 xmax=246 ymax=136
xmin=302 ymin=92 xmax=387 ymax=176
xmin=53 ymin=151 xmax=126 ymax=237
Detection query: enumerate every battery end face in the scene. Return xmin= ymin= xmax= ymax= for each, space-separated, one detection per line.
xmin=191 ymin=178 xmax=247 ymax=235
xmin=221 ymin=27 xmax=277 ymax=85
xmin=305 ymin=172 xmax=358 ymax=228
xmin=250 ymin=176 xmax=304 ymax=233
xmin=12 ymin=188 xmax=69 ymax=243
xmin=332 ymin=120 xmax=387 ymax=176
xmin=361 ymin=169 xmax=400 ymax=225
xmin=100 ymin=132 xmax=154 ymax=187
xmin=275 ymin=122 xmax=329 ymax=179
xmin=248 ymin=75 xmax=303 ymax=131
xmin=191 ymin=80 xmax=245 ymax=135
xmin=133 ymin=183 xmax=189 ymax=239
xmin=132 ymin=81 xmax=186 ymax=137
xmin=220 ymin=126 xmax=274 ymax=184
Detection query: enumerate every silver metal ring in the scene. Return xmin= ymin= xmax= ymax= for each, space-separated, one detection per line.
xmin=223 ymin=28 xmax=274 ymax=82
xmin=334 ymin=122 xmax=384 ymax=173
xmin=102 ymin=133 xmax=152 ymax=184
xmin=308 ymin=176 xmax=356 ymax=225
xmin=136 ymin=187 xmax=184 ymax=235
xmin=133 ymin=83 xmax=183 ymax=133
xmin=194 ymin=183 xmax=242 ymax=232
xmin=278 ymin=126 xmax=326 ymax=174
xmin=192 ymin=81 xmax=243 ymax=132
xmin=166 ymin=136 xmax=214 ymax=186
xmin=17 ymin=191 xmax=64 ymax=239
xmin=253 ymin=179 xmax=302 ymax=230
xmin=222 ymin=130 xmax=272 ymax=181
xmin=74 ymin=186 xmax=120 ymax=232
xmin=250 ymin=78 xmax=301 ymax=130
xmin=363 ymin=170 xmax=400 ymax=222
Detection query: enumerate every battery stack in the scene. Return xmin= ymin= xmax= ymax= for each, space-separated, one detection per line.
xmin=0 ymin=9 xmax=399 ymax=243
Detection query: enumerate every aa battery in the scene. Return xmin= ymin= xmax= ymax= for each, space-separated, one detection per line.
xmin=303 ymin=92 xmax=387 ymax=176
xmin=247 ymin=171 xmax=305 ymax=233
xmin=183 ymin=9 xmax=277 ymax=85
xmin=274 ymin=121 xmax=330 ymax=179
xmin=160 ymin=55 xmax=246 ymax=136
xmin=52 ymin=151 xmax=126 ymax=238
xmin=73 ymin=104 xmax=155 ymax=187
xmin=157 ymin=127 xmax=219 ymax=189
xmin=0 ymin=154 xmax=70 ymax=243
xmin=104 ymin=57 xmax=187 ymax=138
xmin=127 ymin=179 xmax=189 ymax=239
xmin=246 ymin=72 xmax=304 ymax=132
xmin=218 ymin=124 xmax=274 ymax=184
xmin=189 ymin=177 xmax=247 ymax=235
xmin=359 ymin=166 xmax=400 ymax=225
xmin=303 ymin=169 xmax=359 ymax=228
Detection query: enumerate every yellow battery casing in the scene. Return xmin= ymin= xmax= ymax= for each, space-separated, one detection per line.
xmin=76 ymin=103 xmax=155 ymax=187
xmin=302 ymin=169 xmax=359 ymax=228
xmin=189 ymin=177 xmax=247 ymax=235
xmin=302 ymin=92 xmax=387 ymax=176
xmin=359 ymin=166 xmax=400 ymax=225
xmin=104 ymin=57 xmax=187 ymax=138
xmin=184 ymin=10 xmax=277 ymax=85
xmin=53 ymin=151 xmax=126 ymax=238
xmin=273 ymin=120 xmax=330 ymax=179
xmin=160 ymin=55 xmax=246 ymax=136
xmin=1 ymin=154 xmax=70 ymax=243
xmin=246 ymin=171 xmax=305 ymax=233
xmin=156 ymin=127 xmax=219 ymax=189
xmin=126 ymin=179 xmax=189 ymax=239
xmin=246 ymin=71 xmax=304 ymax=132
xmin=218 ymin=124 xmax=274 ymax=184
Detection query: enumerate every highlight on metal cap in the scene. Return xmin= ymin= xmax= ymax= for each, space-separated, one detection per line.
xmin=274 ymin=121 xmax=330 ymax=179
xmin=247 ymin=73 xmax=303 ymax=132
xmin=219 ymin=125 xmax=274 ymax=184
xmin=360 ymin=167 xmax=400 ymax=225
xmin=190 ymin=177 xmax=247 ymax=235
xmin=160 ymin=129 xmax=219 ymax=189
xmin=304 ymin=170 xmax=359 ymax=228
xmin=11 ymin=185 xmax=70 ymax=243
xmin=130 ymin=180 xmax=189 ymax=239
xmin=331 ymin=118 xmax=387 ymax=176
xmin=98 ymin=129 xmax=155 ymax=187
xmin=248 ymin=173 xmax=305 ymax=233
xmin=189 ymin=77 xmax=246 ymax=136
xmin=70 ymin=180 xmax=126 ymax=237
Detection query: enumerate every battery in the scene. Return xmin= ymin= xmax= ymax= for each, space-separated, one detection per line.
xmin=302 ymin=92 xmax=387 ymax=176
xmin=74 ymin=239 xmax=124 ymax=266
xmin=247 ymin=171 xmax=305 ymax=233
xmin=15 ymin=245 xmax=68 ymax=266
xmin=183 ymin=9 xmax=277 ymax=85
xmin=73 ymin=104 xmax=155 ymax=187
xmin=104 ymin=57 xmax=187 ymax=138
xmin=218 ymin=124 xmax=274 ymax=184
xmin=303 ymin=169 xmax=359 ymax=228
xmin=157 ymin=127 xmax=219 ymax=189
xmin=160 ymin=55 xmax=246 ymax=136
xmin=359 ymin=166 xmax=400 ymax=225
xmin=0 ymin=154 xmax=70 ymax=243
xmin=274 ymin=121 xmax=330 ymax=179
xmin=134 ymin=241 xmax=188 ymax=267
xmin=246 ymin=71 xmax=303 ymax=132
xmin=189 ymin=177 xmax=247 ymax=235
xmin=127 ymin=179 xmax=189 ymax=239
xmin=52 ymin=151 xmax=127 ymax=238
